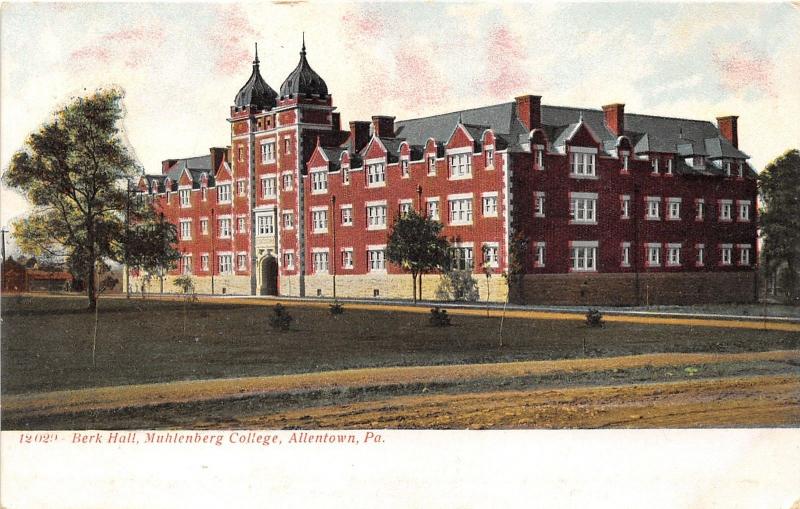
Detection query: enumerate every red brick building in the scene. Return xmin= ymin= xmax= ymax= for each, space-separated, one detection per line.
xmin=129 ymin=42 xmax=758 ymax=305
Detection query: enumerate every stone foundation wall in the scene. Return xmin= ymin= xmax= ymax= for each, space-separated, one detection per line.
xmin=126 ymin=274 xmax=251 ymax=296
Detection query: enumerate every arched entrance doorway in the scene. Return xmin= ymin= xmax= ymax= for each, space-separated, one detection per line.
xmin=260 ymin=255 xmax=278 ymax=296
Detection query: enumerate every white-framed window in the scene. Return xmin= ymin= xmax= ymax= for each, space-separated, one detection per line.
xmin=570 ymin=241 xmax=598 ymax=272
xmin=256 ymin=214 xmax=274 ymax=236
xmin=366 ymin=203 xmax=387 ymax=229
xmin=738 ymin=201 xmax=751 ymax=222
xmin=695 ymin=199 xmax=705 ymax=221
xmin=724 ymin=160 xmax=733 ymax=177
xmin=738 ymin=161 xmax=744 ymax=178
xmin=427 ymin=198 xmax=440 ymax=221
xmin=667 ymin=198 xmax=681 ymax=220
xmin=401 ymin=159 xmax=409 ymax=178
xmin=569 ymin=150 xmax=596 ymax=177
xmin=282 ymin=173 xmax=293 ymax=191
xmin=311 ymin=170 xmax=328 ymax=193
xmin=200 ymin=254 xmax=209 ymax=271
xmin=312 ymin=208 xmax=328 ymax=233
xmin=720 ymin=244 xmax=733 ymax=265
xmin=261 ymin=176 xmax=277 ymax=198
xmin=534 ymin=192 xmax=545 ymax=218
xmin=341 ymin=206 xmax=353 ymax=226
xmin=651 ymin=158 xmax=660 ymax=174
xmin=647 ymin=243 xmax=661 ymax=267
xmin=485 ymin=147 xmax=495 ymax=168
xmin=448 ymin=152 xmax=472 ymax=179
xmin=181 ymin=254 xmax=192 ymax=275
xmin=569 ymin=193 xmax=598 ymax=224
xmin=719 ymin=200 xmax=733 ymax=222
xmin=179 ymin=189 xmax=191 ymax=207
xmin=621 ymin=195 xmax=630 ymax=219
xmin=218 ymin=254 xmax=233 ymax=274
xmin=283 ymin=211 xmax=294 ymax=229
xmin=482 ymin=193 xmax=498 ymax=217
xmin=237 ymin=253 xmax=247 ymax=270
xmin=535 ymin=148 xmax=545 ymax=170
xmin=646 ymin=197 xmax=661 ymax=220
xmin=450 ymin=246 xmax=474 ymax=270
xmin=399 ymin=200 xmax=413 ymax=218
xmin=666 ymin=159 xmax=674 ymax=175
xmin=621 ymin=152 xmax=629 ymax=172
xmin=621 ymin=242 xmax=631 ymax=267
xmin=738 ymin=244 xmax=751 ymax=266
xmin=179 ymin=220 xmax=192 ymax=240
xmin=237 ymin=147 xmax=245 ymax=162
xmin=237 ymin=217 xmax=246 ymax=233
xmin=283 ymin=251 xmax=295 ymax=270
xmin=341 ymin=167 xmax=350 ymax=185
xmin=218 ymin=218 xmax=231 ymax=238
xmin=341 ymin=248 xmax=354 ymax=269
xmin=367 ymin=162 xmax=386 ymax=186
xmin=200 ymin=218 xmax=209 ymax=235
xmin=427 ymin=156 xmax=436 ymax=176
xmin=313 ymin=250 xmax=329 ymax=273
xmin=367 ymin=247 xmax=386 ymax=272
xmin=237 ymin=180 xmax=247 ymax=196
xmin=448 ymin=195 xmax=473 ymax=225
xmin=696 ymin=244 xmax=705 ymax=267
xmin=666 ymin=244 xmax=681 ymax=266
xmin=217 ymin=184 xmax=232 ymax=203
xmin=284 ymin=138 xmax=291 ymax=155
xmin=534 ymin=242 xmax=545 ymax=268
xmin=482 ymin=243 xmax=499 ymax=268
xmin=261 ymin=141 xmax=276 ymax=163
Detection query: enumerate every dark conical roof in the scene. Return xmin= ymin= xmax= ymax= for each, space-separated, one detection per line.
xmin=234 ymin=44 xmax=278 ymax=110
xmin=280 ymin=38 xmax=328 ymax=98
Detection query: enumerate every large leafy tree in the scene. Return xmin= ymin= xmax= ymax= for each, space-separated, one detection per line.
xmin=3 ymin=88 xmax=179 ymax=310
xmin=759 ymin=148 xmax=800 ymax=303
xmin=387 ymin=209 xmax=450 ymax=302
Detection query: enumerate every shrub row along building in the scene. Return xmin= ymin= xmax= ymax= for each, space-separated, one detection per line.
xmin=128 ymin=42 xmax=758 ymax=305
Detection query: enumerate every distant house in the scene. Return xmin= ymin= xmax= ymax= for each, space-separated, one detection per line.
xmin=1 ymin=258 xmax=74 ymax=292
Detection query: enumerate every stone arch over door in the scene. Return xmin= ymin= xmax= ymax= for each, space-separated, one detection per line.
xmin=260 ymin=255 xmax=278 ymax=296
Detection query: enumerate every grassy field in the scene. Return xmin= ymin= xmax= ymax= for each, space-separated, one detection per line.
xmin=3 ymin=295 xmax=799 ymax=395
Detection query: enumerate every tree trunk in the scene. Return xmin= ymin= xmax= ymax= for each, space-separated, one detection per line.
xmin=418 ymin=273 xmax=423 ymax=301
xmin=412 ymin=272 xmax=418 ymax=303
xmin=86 ymin=256 xmax=97 ymax=311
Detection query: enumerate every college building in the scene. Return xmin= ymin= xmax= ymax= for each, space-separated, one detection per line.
xmin=127 ymin=42 xmax=758 ymax=305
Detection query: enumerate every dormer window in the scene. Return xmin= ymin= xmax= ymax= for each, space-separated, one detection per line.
xmin=179 ymin=189 xmax=191 ymax=207
xmin=535 ymin=148 xmax=545 ymax=170
xmin=621 ymin=151 xmax=629 ymax=173
xmin=311 ymin=170 xmax=328 ymax=194
xmin=738 ymin=161 xmax=744 ymax=178
xmin=569 ymin=149 xmax=596 ymax=178
xmin=485 ymin=148 xmax=495 ymax=168
xmin=448 ymin=153 xmax=472 ymax=179
xmin=366 ymin=162 xmax=386 ymax=186
xmin=724 ymin=160 xmax=732 ymax=177
xmin=401 ymin=159 xmax=409 ymax=178
xmin=694 ymin=156 xmax=705 ymax=168
xmin=342 ymin=166 xmax=350 ymax=185
xmin=651 ymin=158 xmax=659 ymax=174
xmin=427 ymin=156 xmax=436 ymax=176
xmin=666 ymin=159 xmax=673 ymax=175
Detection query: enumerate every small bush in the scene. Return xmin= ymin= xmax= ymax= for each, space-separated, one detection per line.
xmin=586 ymin=308 xmax=604 ymax=327
xmin=269 ymin=303 xmax=294 ymax=331
xmin=435 ymin=270 xmax=480 ymax=301
xmin=429 ymin=306 xmax=452 ymax=327
xmin=329 ymin=302 xmax=344 ymax=315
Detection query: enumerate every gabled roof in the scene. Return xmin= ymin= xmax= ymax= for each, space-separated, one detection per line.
xmin=163 ymin=155 xmax=213 ymax=188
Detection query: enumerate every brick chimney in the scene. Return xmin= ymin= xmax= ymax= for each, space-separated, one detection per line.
xmin=602 ymin=103 xmax=625 ymax=136
xmin=349 ymin=121 xmax=371 ymax=153
xmin=717 ymin=116 xmax=739 ymax=148
xmin=331 ymin=112 xmax=341 ymax=131
xmin=371 ymin=116 xmax=395 ymax=138
xmin=210 ymin=147 xmax=228 ymax=172
xmin=161 ymin=159 xmax=178 ymax=174
xmin=515 ymin=95 xmax=542 ymax=130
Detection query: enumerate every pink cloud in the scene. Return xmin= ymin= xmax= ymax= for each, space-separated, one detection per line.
xmin=478 ymin=26 xmax=530 ymax=99
xmin=209 ymin=5 xmax=259 ymax=75
xmin=339 ymin=7 xmax=386 ymax=48
xmin=712 ymin=43 xmax=775 ymax=97
xmin=393 ymin=46 xmax=451 ymax=108
xmin=69 ymin=25 xmax=165 ymax=70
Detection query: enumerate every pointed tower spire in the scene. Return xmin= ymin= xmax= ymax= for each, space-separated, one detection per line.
xmin=254 ymin=42 xmax=259 ymax=66
xmin=301 ymin=32 xmax=306 ymax=55
xmin=458 ymin=111 xmax=463 ymax=124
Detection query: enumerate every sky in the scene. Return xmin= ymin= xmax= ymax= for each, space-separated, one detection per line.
xmin=1 ymin=2 xmax=799 ymax=242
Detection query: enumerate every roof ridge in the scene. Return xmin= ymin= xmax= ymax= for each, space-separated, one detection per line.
xmin=396 ymin=102 xmax=514 ymax=124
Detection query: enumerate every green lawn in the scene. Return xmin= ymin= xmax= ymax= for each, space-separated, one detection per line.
xmin=2 ymin=295 xmax=799 ymax=395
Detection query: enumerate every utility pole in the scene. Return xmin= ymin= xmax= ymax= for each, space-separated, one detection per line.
xmin=331 ymin=194 xmax=337 ymax=301
xmin=210 ymin=207 xmax=215 ymax=295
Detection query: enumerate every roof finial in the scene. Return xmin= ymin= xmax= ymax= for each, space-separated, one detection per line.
xmin=458 ymin=111 xmax=463 ymax=124
xmin=301 ymin=32 xmax=306 ymax=55
xmin=579 ymin=111 xmax=584 ymax=123
xmin=253 ymin=42 xmax=259 ymax=66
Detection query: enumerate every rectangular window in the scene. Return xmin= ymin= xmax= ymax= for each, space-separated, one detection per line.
xmin=695 ymin=199 xmax=705 ymax=221
xmin=399 ymin=201 xmax=412 ymax=218
xmin=282 ymin=173 xmax=293 ymax=191
xmin=738 ymin=201 xmax=751 ymax=222
xmin=724 ymin=161 xmax=732 ymax=177
xmin=341 ymin=206 xmax=353 ymax=226
xmin=482 ymin=194 xmax=498 ymax=217
xmin=311 ymin=171 xmax=328 ymax=193
xmin=313 ymin=251 xmax=329 ymax=273
xmin=449 ymin=153 xmax=472 ymax=179
xmin=179 ymin=189 xmax=191 ymax=207
xmin=666 ymin=159 xmax=673 ymax=175
xmin=237 ymin=254 xmax=247 ymax=270
xmin=201 ymin=254 xmax=209 ymax=271
xmin=570 ymin=243 xmax=598 ymax=271
xmin=341 ymin=167 xmax=350 ymax=185
xmin=427 ymin=156 xmax=436 ymax=176
xmin=483 ymin=244 xmax=499 ymax=268
xmin=367 ymin=249 xmax=386 ymax=271
xmin=719 ymin=200 xmax=733 ymax=221
xmin=200 ymin=219 xmax=209 ymax=235
xmin=621 ymin=242 xmax=631 ymax=267
xmin=283 ymin=211 xmax=294 ymax=229
xmin=448 ymin=197 xmax=473 ymax=225
xmin=312 ymin=209 xmax=328 ymax=233
xmin=535 ymin=192 xmax=545 ymax=218
xmin=621 ymin=195 xmax=630 ymax=219
xmin=720 ymin=245 xmax=733 ymax=265
xmin=366 ymin=205 xmax=387 ymax=229
xmin=237 ymin=217 xmax=246 ymax=233
xmin=427 ymin=199 xmax=440 ymax=221
xmin=622 ymin=153 xmax=629 ymax=172
xmin=534 ymin=242 xmax=545 ymax=268
xmin=646 ymin=197 xmax=661 ymax=220
xmin=738 ymin=161 xmax=744 ymax=178
xmin=569 ymin=151 xmax=596 ymax=177
xmin=535 ymin=149 xmax=544 ymax=170
xmin=179 ymin=220 xmax=192 ymax=240
xmin=237 ymin=180 xmax=246 ymax=196
xmin=696 ymin=245 xmax=705 ymax=267
xmin=485 ymin=148 xmax=495 ymax=168
xmin=261 ymin=141 xmax=276 ymax=163
xmin=367 ymin=162 xmax=386 ymax=186
xmin=401 ymin=159 xmax=409 ymax=178
xmin=667 ymin=198 xmax=681 ymax=220
xmin=652 ymin=158 xmax=659 ymax=174
xmin=218 ymin=254 xmax=233 ymax=274
xmin=739 ymin=245 xmax=751 ymax=265
xmin=667 ymin=245 xmax=681 ymax=266
xmin=217 ymin=184 xmax=232 ymax=203
xmin=218 ymin=218 xmax=231 ymax=238
xmin=181 ymin=255 xmax=192 ymax=275
xmin=450 ymin=247 xmax=473 ymax=271
xmin=256 ymin=214 xmax=274 ymax=235
xmin=284 ymin=138 xmax=291 ymax=154
xmin=647 ymin=244 xmax=661 ymax=267
xmin=341 ymin=249 xmax=354 ymax=269
xmin=261 ymin=177 xmax=277 ymax=198
xmin=284 ymin=252 xmax=295 ymax=270
xmin=569 ymin=193 xmax=598 ymax=224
